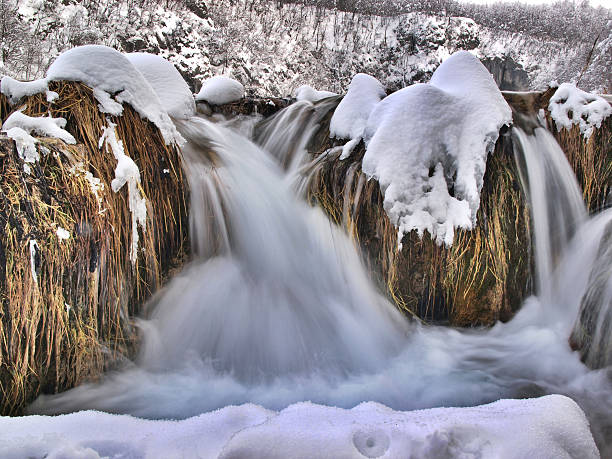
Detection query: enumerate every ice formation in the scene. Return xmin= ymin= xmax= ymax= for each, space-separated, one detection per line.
xmin=99 ymin=122 xmax=147 ymax=263
xmin=293 ymin=84 xmax=337 ymax=102
xmin=29 ymin=240 xmax=39 ymax=284
xmin=69 ymin=163 xmax=105 ymax=210
xmin=126 ymin=53 xmax=196 ymax=120
xmin=195 ymin=75 xmax=245 ymax=105
xmin=46 ymin=45 xmax=182 ymax=144
xmin=361 ymin=51 xmax=512 ymax=247
xmin=549 ymin=83 xmax=611 ymax=139
xmin=4 ymin=127 xmax=38 ymax=171
xmin=0 ymin=395 xmax=598 ymax=458
xmin=56 ymin=227 xmax=70 ymax=241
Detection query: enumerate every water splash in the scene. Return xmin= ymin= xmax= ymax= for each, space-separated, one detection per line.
xmin=29 ymin=110 xmax=612 ymax=454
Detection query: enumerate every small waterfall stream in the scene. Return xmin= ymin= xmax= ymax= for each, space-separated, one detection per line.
xmin=513 ymin=125 xmax=587 ymax=301
xmin=29 ymin=107 xmax=612 ymax=453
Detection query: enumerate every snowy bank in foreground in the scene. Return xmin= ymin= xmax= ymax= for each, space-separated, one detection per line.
xmin=195 ymin=75 xmax=245 ymax=105
xmin=549 ymin=83 xmax=611 ymax=139
xmin=361 ymin=51 xmax=511 ymax=247
xmin=0 ymin=395 xmax=597 ymax=458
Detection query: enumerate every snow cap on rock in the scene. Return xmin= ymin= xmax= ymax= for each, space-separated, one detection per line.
xmin=195 ymin=75 xmax=245 ymax=105
xmin=549 ymin=83 xmax=611 ymax=139
xmin=293 ymin=85 xmax=337 ymax=103
xmin=46 ymin=45 xmax=182 ymax=145
xmin=330 ymin=73 xmax=386 ymax=140
xmin=362 ymin=50 xmax=511 ymax=247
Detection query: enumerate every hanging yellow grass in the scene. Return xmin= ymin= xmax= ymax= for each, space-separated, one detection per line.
xmin=0 ymin=81 xmax=189 ymax=414
xmin=306 ymin=93 xmax=610 ymax=325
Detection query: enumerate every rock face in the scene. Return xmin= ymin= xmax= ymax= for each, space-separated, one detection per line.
xmin=482 ymin=57 xmax=530 ymax=91
xmin=0 ymin=82 xmax=189 ymax=415
xmin=570 ymin=220 xmax=612 ymax=369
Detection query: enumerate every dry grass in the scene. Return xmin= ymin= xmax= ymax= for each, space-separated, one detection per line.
xmin=307 ymin=134 xmax=530 ymax=325
xmin=305 ymin=93 xmax=609 ymax=326
xmin=0 ymin=82 xmax=189 ymax=414
xmin=549 ymin=116 xmax=611 ymax=212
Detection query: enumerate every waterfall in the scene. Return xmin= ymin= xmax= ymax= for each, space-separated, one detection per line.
xmin=512 ymin=125 xmax=587 ymax=301
xmin=29 ymin=108 xmax=612 ymax=453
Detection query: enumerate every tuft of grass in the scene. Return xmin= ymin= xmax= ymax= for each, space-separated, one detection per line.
xmin=549 ymin=116 xmax=611 ymax=213
xmin=0 ymin=82 xmax=189 ymax=414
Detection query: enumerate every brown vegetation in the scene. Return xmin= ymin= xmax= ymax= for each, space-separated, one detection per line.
xmin=0 ymin=82 xmax=189 ymax=414
xmin=305 ymin=94 xmax=610 ymax=326
xmin=306 ymin=110 xmax=530 ymax=325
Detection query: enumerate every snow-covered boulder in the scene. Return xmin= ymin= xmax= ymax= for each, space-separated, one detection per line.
xmin=195 ymin=75 xmax=245 ymax=105
xmin=549 ymin=83 xmax=611 ymax=139
xmin=293 ymin=84 xmax=337 ymax=102
xmin=362 ymin=51 xmax=511 ymax=247
xmin=46 ymin=45 xmax=181 ymax=144
xmin=0 ymin=395 xmax=598 ymax=458
xmin=126 ymin=53 xmax=196 ymax=120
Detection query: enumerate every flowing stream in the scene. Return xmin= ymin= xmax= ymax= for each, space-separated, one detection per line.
xmin=30 ymin=104 xmax=612 ymax=453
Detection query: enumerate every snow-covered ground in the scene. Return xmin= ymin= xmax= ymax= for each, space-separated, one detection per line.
xmin=0 ymin=395 xmax=599 ymax=458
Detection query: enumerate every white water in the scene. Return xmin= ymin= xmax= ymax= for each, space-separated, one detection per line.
xmin=513 ymin=126 xmax=587 ymax=301
xmin=30 ymin=107 xmax=612 ymax=453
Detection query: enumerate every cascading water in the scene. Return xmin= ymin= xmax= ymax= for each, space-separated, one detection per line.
xmin=513 ymin=124 xmax=587 ymax=301
xmin=30 ymin=105 xmax=612 ymax=453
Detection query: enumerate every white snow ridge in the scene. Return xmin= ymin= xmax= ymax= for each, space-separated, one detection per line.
xmin=46 ymin=45 xmax=182 ymax=145
xmin=126 ymin=53 xmax=196 ymax=120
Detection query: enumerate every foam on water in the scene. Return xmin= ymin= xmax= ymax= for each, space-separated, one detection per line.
xmin=29 ymin=109 xmax=612 ymax=454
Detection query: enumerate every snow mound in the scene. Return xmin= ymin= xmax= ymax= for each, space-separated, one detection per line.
xmin=362 ymin=51 xmax=511 ymax=247
xmin=126 ymin=53 xmax=196 ymax=120
xmin=195 ymin=75 xmax=245 ymax=105
xmin=0 ymin=396 xmax=598 ymax=458
xmin=293 ymin=85 xmax=337 ymax=102
xmin=549 ymin=83 xmax=611 ymax=139
xmin=330 ymin=73 xmax=386 ymax=141
xmin=46 ymin=45 xmax=182 ymax=145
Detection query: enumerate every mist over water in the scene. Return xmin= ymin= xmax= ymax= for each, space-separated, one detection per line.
xmin=30 ymin=105 xmax=612 ymax=452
